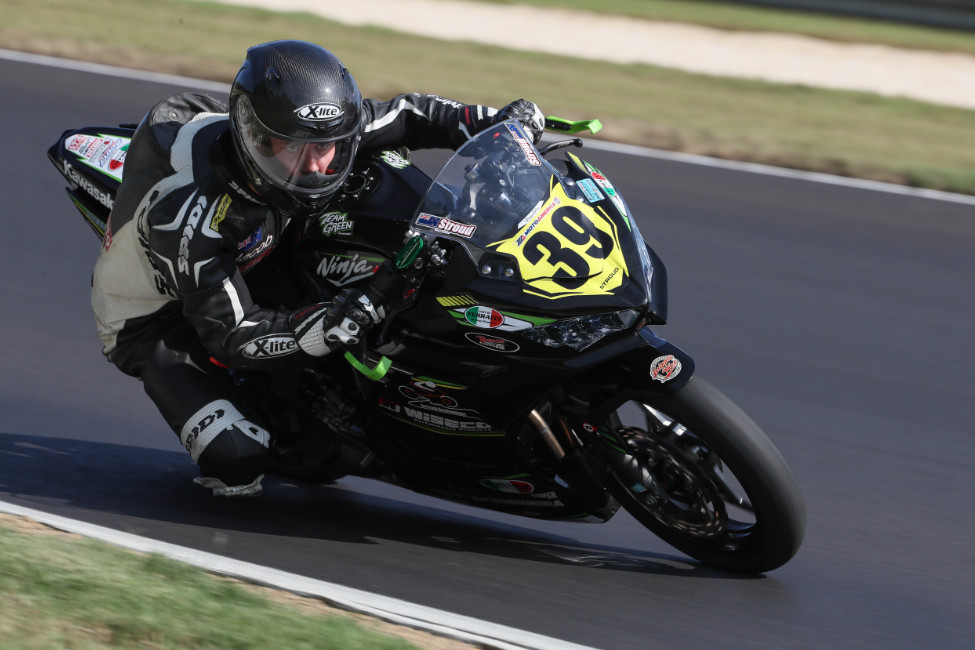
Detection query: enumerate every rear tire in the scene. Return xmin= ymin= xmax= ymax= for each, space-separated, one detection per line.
xmin=603 ymin=376 xmax=805 ymax=573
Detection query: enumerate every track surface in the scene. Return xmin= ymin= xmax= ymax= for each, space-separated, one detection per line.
xmin=2 ymin=59 xmax=974 ymax=648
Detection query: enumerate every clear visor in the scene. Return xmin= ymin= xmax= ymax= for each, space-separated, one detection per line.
xmin=238 ymin=104 xmax=357 ymax=197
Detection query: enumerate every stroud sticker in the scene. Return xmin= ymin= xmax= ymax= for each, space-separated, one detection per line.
xmin=415 ymin=213 xmax=476 ymax=238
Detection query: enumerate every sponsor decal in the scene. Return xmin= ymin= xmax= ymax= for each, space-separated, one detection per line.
xmin=66 ymin=134 xmax=128 ymax=182
xmin=415 ymin=213 xmax=476 ymax=239
xmin=382 ymin=377 xmax=499 ymax=434
xmin=432 ymin=96 xmax=464 ymax=109
xmin=317 ymin=211 xmax=353 ymax=237
xmin=398 ymin=378 xmax=479 ymax=418
xmin=62 ymin=160 xmax=113 ymax=209
xmin=450 ymin=307 xmax=537 ymax=332
xmin=239 ymin=335 xmax=299 ymax=359
xmin=316 ymin=252 xmax=383 ymax=286
xmin=184 ymin=406 xmax=228 ymax=454
xmin=295 ymin=102 xmax=343 ymax=121
xmin=465 ymin=332 xmax=520 ymax=353
xmin=237 ymin=233 xmax=275 ymax=271
xmin=577 ymin=178 xmax=603 ymax=203
xmin=515 ymin=196 xmax=561 ymax=246
xmin=650 ymin=354 xmax=682 ymax=383
xmin=464 ymin=306 xmax=504 ymax=329
xmin=380 ymin=150 xmax=411 ymax=169
xmin=66 ymin=134 xmax=87 ymax=152
xmin=504 ymin=122 xmax=541 ymax=166
xmin=238 ymin=227 xmax=263 ymax=253
xmin=480 ymin=479 xmax=534 ymax=494
xmin=399 ymin=408 xmax=497 ymax=433
xmin=97 ymin=139 xmax=122 ymax=168
xmin=598 ymin=267 xmax=620 ymax=290
xmin=109 ymin=146 xmax=127 ymax=172
xmin=209 ymin=193 xmax=232 ymax=232
xmin=177 ymin=193 xmax=209 ymax=275
xmin=228 ymin=180 xmax=261 ymax=203
xmin=584 ymin=162 xmax=628 ymax=217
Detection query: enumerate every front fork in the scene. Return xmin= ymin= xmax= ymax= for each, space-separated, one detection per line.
xmin=529 ymin=327 xmax=697 ymax=512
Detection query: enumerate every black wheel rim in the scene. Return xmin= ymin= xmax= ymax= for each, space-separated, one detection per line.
xmin=609 ymin=402 xmax=761 ymax=555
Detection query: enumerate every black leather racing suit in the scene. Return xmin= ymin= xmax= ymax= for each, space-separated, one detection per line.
xmin=92 ymin=92 xmax=501 ymax=491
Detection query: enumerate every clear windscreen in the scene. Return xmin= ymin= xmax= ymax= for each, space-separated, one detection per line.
xmin=411 ymin=121 xmax=563 ymax=251
xmin=413 ymin=120 xmax=639 ymax=301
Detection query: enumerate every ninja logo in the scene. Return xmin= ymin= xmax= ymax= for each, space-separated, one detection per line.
xmin=316 ymin=252 xmax=381 ymax=286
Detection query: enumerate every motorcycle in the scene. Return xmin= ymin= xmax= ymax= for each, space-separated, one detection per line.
xmin=48 ymin=116 xmax=805 ymax=573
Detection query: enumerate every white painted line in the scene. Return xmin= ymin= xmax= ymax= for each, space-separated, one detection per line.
xmin=5 ymin=47 xmax=973 ymax=207
xmin=0 ymin=500 xmax=598 ymax=650
xmin=0 ymin=48 xmax=230 ymax=93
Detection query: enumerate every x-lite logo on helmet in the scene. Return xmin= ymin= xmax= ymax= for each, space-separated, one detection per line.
xmin=295 ymin=103 xmax=344 ymax=121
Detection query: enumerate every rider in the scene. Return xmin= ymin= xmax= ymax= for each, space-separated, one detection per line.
xmin=92 ymin=39 xmax=545 ymax=496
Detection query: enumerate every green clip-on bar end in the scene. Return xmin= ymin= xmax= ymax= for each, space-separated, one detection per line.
xmin=544 ymin=117 xmax=603 ymax=135
xmin=344 ymin=352 xmax=392 ymax=381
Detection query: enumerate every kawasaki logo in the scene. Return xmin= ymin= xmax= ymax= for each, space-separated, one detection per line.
xmin=316 ymin=252 xmax=381 ymax=286
xmin=63 ymin=161 xmax=113 ymax=209
xmin=295 ymin=103 xmax=343 ymax=121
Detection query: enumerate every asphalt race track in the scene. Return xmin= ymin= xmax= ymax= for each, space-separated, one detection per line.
xmin=2 ymin=56 xmax=974 ymax=649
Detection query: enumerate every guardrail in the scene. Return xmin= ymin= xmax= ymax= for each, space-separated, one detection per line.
xmin=714 ymin=0 xmax=975 ymax=30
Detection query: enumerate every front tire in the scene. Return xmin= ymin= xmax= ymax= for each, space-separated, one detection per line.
xmin=602 ymin=376 xmax=805 ymax=573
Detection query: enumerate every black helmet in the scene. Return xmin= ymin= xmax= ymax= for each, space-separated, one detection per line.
xmin=229 ymin=40 xmax=363 ymax=217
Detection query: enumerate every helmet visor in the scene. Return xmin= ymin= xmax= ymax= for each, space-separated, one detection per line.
xmin=237 ymin=99 xmax=358 ymax=199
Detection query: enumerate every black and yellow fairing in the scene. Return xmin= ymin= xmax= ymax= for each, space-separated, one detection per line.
xmin=442 ymin=149 xmax=668 ymax=325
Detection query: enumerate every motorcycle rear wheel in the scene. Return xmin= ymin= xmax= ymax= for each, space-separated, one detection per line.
xmin=602 ymin=376 xmax=805 ymax=573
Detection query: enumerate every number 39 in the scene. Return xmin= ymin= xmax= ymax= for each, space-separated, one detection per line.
xmin=522 ymin=208 xmax=614 ymax=289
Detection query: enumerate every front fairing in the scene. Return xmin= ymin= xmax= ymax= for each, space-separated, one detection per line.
xmin=411 ymin=121 xmax=659 ymax=317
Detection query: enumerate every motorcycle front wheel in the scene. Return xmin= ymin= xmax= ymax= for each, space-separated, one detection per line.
xmin=602 ymin=376 xmax=805 ymax=573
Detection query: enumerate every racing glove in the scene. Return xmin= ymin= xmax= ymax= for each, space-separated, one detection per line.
xmin=291 ymin=289 xmax=386 ymax=357
xmin=464 ymin=99 xmax=545 ymax=144
xmin=494 ymin=99 xmax=546 ymax=144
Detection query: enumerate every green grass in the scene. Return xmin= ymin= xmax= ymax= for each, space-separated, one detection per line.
xmin=1 ymin=0 xmax=974 ymax=189
xmin=0 ymin=519 xmax=422 ymax=649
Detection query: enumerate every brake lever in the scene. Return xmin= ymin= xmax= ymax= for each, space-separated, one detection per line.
xmin=344 ymin=235 xmax=432 ymax=380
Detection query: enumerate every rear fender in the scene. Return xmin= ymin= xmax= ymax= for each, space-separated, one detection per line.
xmin=48 ymin=126 xmax=134 ymax=240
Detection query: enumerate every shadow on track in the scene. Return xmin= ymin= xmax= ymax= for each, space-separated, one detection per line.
xmin=0 ymin=432 xmax=760 ymax=579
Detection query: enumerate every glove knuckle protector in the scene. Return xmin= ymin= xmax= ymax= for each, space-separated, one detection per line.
xmin=496 ymin=99 xmax=545 ymax=144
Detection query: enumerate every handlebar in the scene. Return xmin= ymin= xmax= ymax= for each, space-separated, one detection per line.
xmin=345 ymin=234 xmax=432 ymax=381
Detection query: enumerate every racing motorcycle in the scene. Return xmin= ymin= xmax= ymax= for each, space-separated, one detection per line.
xmin=48 ymin=117 xmax=805 ymax=573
